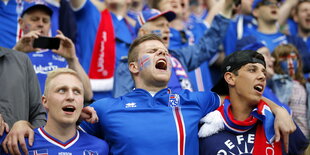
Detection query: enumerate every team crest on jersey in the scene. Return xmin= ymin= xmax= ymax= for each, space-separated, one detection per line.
xmin=83 ymin=150 xmax=99 ymax=155
xmin=28 ymin=149 xmax=48 ymax=155
xmin=169 ymin=94 xmax=180 ymax=107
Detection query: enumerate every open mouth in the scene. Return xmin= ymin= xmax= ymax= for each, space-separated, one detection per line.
xmin=254 ymin=84 xmax=264 ymax=93
xmin=62 ymin=105 xmax=76 ymax=112
xmin=162 ymin=36 xmax=168 ymax=42
xmin=155 ymin=59 xmax=167 ymax=70
xmin=271 ymin=10 xmax=277 ymax=15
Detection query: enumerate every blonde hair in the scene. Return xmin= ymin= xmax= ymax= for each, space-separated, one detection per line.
xmin=44 ymin=68 xmax=82 ymax=95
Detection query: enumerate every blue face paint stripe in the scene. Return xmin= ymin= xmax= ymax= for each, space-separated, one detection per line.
xmin=138 ymin=55 xmax=151 ymax=71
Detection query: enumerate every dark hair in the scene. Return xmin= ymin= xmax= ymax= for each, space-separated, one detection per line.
xmin=212 ymin=50 xmax=266 ymax=95
xmin=128 ymin=33 xmax=165 ymax=65
xmin=295 ymin=0 xmax=310 ymax=14
xmin=272 ymin=44 xmax=306 ymax=85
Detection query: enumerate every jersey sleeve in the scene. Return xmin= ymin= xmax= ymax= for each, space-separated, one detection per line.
xmin=196 ymin=91 xmax=221 ymax=117
xmin=79 ymin=100 xmax=107 ymax=139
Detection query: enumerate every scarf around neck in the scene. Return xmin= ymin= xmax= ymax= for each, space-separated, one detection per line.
xmin=199 ymin=97 xmax=282 ymax=154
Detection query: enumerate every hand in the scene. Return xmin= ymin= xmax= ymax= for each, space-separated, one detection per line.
xmin=13 ymin=30 xmax=41 ymax=52
xmin=79 ymin=106 xmax=99 ymax=124
xmin=2 ymin=120 xmax=34 ymax=155
xmin=52 ymin=30 xmax=77 ymax=61
xmin=273 ymin=107 xmax=296 ymax=153
xmin=0 ymin=114 xmax=9 ymax=136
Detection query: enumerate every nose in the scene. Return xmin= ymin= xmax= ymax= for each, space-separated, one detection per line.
xmin=156 ymin=49 xmax=168 ymax=56
xmin=66 ymin=90 xmax=75 ymax=102
xmin=37 ymin=19 xmax=44 ymax=27
xmin=258 ymin=71 xmax=266 ymax=82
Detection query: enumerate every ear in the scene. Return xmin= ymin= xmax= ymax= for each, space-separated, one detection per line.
xmin=18 ymin=18 xmax=23 ymax=27
xmin=129 ymin=61 xmax=139 ymax=75
xmin=138 ymin=27 xmax=147 ymax=37
xmin=292 ymin=12 xmax=298 ymax=23
xmin=252 ymin=9 xmax=259 ymax=18
xmin=224 ymin=72 xmax=236 ymax=87
xmin=41 ymin=95 xmax=49 ymax=110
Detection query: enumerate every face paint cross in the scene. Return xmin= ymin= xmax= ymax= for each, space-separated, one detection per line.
xmin=279 ymin=52 xmax=298 ymax=77
xmin=138 ymin=55 xmax=151 ymax=71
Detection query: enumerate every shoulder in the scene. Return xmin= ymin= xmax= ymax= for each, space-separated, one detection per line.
xmin=78 ymin=131 xmax=109 ymax=152
xmin=79 ymin=130 xmax=107 ymax=144
xmin=90 ymin=96 xmax=124 ymax=112
xmin=0 ymin=47 xmax=28 ymax=59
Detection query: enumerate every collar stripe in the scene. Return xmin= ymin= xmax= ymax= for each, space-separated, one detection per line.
xmin=38 ymin=127 xmax=79 ymax=149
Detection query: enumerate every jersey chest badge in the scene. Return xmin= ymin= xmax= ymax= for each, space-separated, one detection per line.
xmin=168 ymin=94 xmax=180 ymax=107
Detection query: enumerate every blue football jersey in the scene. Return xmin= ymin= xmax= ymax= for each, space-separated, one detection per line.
xmin=28 ymin=50 xmax=68 ymax=94
xmin=80 ymin=88 xmax=221 ymax=155
xmin=26 ymin=127 xmax=109 ymax=155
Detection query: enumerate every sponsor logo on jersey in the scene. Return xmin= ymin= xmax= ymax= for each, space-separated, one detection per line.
xmin=58 ymin=152 xmax=72 ymax=155
xmin=125 ymin=102 xmax=137 ymax=108
xmin=83 ymin=150 xmax=99 ymax=155
xmin=52 ymin=54 xmax=66 ymax=62
xmin=29 ymin=149 xmax=48 ymax=155
xmin=33 ymin=63 xmax=67 ymax=74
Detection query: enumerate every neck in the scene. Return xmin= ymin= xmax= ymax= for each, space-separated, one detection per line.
xmin=298 ymin=27 xmax=310 ymax=38
xmin=109 ymin=6 xmax=128 ymax=17
xmin=135 ymin=80 xmax=167 ymax=93
xmin=136 ymin=85 xmax=166 ymax=93
xmin=229 ymin=93 xmax=256 ymax=121
xmin=44 ymin=120 xmax=77 ymax=142
xmin=257 ymin=20 xmax=278 ymax=34
xmin=170 ymin=18 xmax=185 ymax=31
xmin=191 ymin=5 xmax=205 ymax=15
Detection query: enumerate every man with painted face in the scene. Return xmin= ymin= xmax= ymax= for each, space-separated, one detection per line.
xmin=80 ymin=33 xmax=295 ymax=155
xmin=113 ymin=0 xmax=233 ymax=97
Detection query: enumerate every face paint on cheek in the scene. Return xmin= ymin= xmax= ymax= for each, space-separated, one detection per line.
xmin=166 ymin=55 xmax=172 ymax=70
xmin=280 ymin=59 xmax=298 ymax=77
xmin=151 ymin=30 xmax=162 ymax=37
xmin=138 ymin=55 xmax=151 ymax=71
xmin=23 ymin=24 xmax=32 ymax=34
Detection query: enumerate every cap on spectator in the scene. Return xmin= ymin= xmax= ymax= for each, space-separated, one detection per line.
xmin=252 ymin=0 xmax=281 ymax=10
xmin=236 ymin=36 xmax=266 ymax=51
xmin=212 ymin=50 xmax=266 ymax=95
xmin=137 ymin=9 xmax=176 ymax=28
xmin=21 ymin=1 xmax=53 ymax=17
